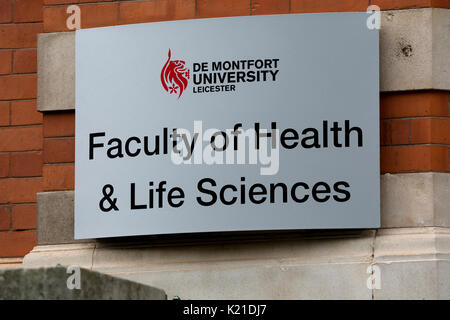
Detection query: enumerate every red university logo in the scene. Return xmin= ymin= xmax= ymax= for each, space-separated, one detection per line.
xmin=160 ymin=49 xmax=190 ymax=99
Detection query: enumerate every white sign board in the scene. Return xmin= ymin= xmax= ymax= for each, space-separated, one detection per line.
xmin=75 ymin=13 xmax=380 ymax=239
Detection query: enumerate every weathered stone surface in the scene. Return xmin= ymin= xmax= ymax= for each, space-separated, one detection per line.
xmin=23 ymin=227 xmax=450 ymax=299
xmin=37 ymin=191 xmax=78 ymax=245
xmin=373 ymin=227 xmax=450 ymax=299
xmin=23 ymin=243 xmax=95 ymax=269
xmin=431 ymin=9 xmax=450 ymax=90
xmin=0 ymin=266 xmax=166 ymax=300
xmin=38 ymin=32 xmax=75 ymax=111
xmin=381 ymin=173 xmax=450 ymax=228
xmin=0 ymin=258 xmax=23 ymax=270
xmin=25 ymin=231 xmax=377 ymax=299
xmin=380 ymin=8 xmax=450 ymax=91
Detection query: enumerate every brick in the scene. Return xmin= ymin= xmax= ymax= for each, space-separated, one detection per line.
xmin=291 ymin=0 xmax=367 ymax=13
xmin=13 ymin=49 xmax=37 ymax=74
xmin=11 ymin=100 xmax=42 ymax=125
xmin=381 ymin=91 xmax=449 ymax=119
xmin=251 ymin=0 xmax=290 ymax=15
xmin=79 ymin=0 xmax=114 ymax=2
xmin=43 ymin=6 xmax=74 ymax=32
xmin=0 ymin=101 xmax=9 ymax=126
xmin=0 ymin=24 xmax=43 ymax=48
xmin=44 ymin=138 xmax=74 ymax=163
xmin=380 ymin=120 xmax=391 ymax=146
xmin=391 ymin=119 xmax=410 ymax=145
xmin=0 ymin=230 xmax=36 ymax=257
xmin=44 ymin=4 xmax=118 ymax=32
xmin=75 ymin=3 xmax=119 ymax=28
xmin=44 ymin=0 xmax=79 ymax=4
xmin=0 ymin=153 xmax=9 ymax=177
xmin=0 ymin=50 xmax=12 ymax=75
xmin=11 ymin=204 xmax=36 ymax=230
xmin=431 ymin=118 xmax=450 ymax=144
xmin=411 ymin=118 xmax=450 ymax=144
xmin=10 ymin=152 xmax=43 ymax=177
xmin=120 ymin=0 xmax=195 ymax=25
xmin=0 ymin=178 xmax=43 ymax=203
xmin=0 ymin=75 xmax=37 ymax=100
xmin=14 ymin=0 xmax=43 ymax=23
xmin=43 ymin=164 xmax=74 ymax=191
xmin=197 ymin=0 xmax=250 ymax=18
xmin=43 ymin=112 xmax=75 ymax=137
xmin=381 ymin=145 xmax=450 ymax=173
xmin=0 ymin=126 xmax=42 ymax=152
xmin=0 ymin=206 xmax=10 ymax=231
xmin=410 ymin=118 xmax=432 ymax=144
xmin=376 ymin=0 xmax=450 ymax=10
xmin=0 ymin=0 xmax=12 ymax=23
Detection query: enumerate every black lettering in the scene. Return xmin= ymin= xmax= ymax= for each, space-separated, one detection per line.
xmin=312 ymin=182 xmax=331 ymax=202
xmin=168 ymin=187 xmax=185 ymax=208
xmin=345 ymin=120 xmax=363 ymax=147
xmin=331 ymin=122 xmax=343 ymax=147
xmin=107 ymin=138 xmax=124 ymax=158
xmin=125 ymin=137 xmax=141 ymax=157
xmin=291 ymin=182 xmax=309 ymax=203
xmin=333 ymin=181 xmax=351 ymax=202
xmin=89 ymin=132 xmax=105 ymax=160
xmin=269 ymin=183 xmax=288 ymax=203
xmin=301 ymin=128 xmax=320 ymax=148
xmin=197 ymin=178 xmax=217 ymax=206
xmin=219 ymin=184 xmax=238 ymax=205
xmin=130 ymin=183 xmax=146 ymax=210
xmin=280 ymin=129 xmax=299 ymax=149
xmin=249 ymin=184 xmax=267 ymax=204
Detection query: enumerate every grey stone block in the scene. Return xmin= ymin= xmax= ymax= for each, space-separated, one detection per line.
xmin=380 ymin=8 xmax=450 ymax=91
xmin=431 ymin=9 xmax=450 ymax=90
xmin=37 ymin=191 xmax=79 ymax=245
xmin=374 ymin=227 xmax=450 ymax=299
xmin=38 ymin=32 xmax=75 ymax=111
xmin=381 ymin=173 xmax=450 ymax=228
xmin=0 ymin=267 xmax=166 ymax=300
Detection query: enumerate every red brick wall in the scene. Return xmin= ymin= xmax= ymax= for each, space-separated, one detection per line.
xmin=381 ymin=91 xmax=450 ymax=173
xmin=43 ymin=112 xmax=74 ymax=192
xmin=1 ymin=0 xmax=450 ymax=259
xmin=0 ymin=0 xmax=43 ymax=258
xmin=0 ymin=0 xmax=43 ymax=257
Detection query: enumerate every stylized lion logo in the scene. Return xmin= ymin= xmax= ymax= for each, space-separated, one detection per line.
xmin=161 ymin=49 xmax=190 ymax=99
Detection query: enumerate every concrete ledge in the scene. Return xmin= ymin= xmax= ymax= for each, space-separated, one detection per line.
xmin=23 ymin=227 xmax=450 ymax=299
xmin=0 ymin=266 xmax=166 ymax=299
xmin=23 ymin=243 xmax=95 ymax=269
xmin=36 ymin=9 xmax=450 ymax=112
xmin=373 ymin=227 xmax=450 ymax=299
xmin=24 ymin=231 xmax=376 ymax=299
xmin=381 ymin=172 xmax=450 ymax=228
xmin=37 ymin=32 xmax=75 ymax=112
xmin=0 ymin=258 xmax=23 ymax=270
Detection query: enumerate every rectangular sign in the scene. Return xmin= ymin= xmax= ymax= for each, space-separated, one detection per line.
xmin=75 ymin=12 xmax=380 ymax=239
